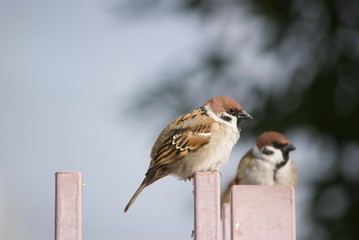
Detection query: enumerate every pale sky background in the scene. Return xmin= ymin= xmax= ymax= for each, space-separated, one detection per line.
xmin=0 ymin=1 xmax=331 ymax=239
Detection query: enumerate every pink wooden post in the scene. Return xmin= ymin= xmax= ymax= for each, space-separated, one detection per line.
xmin=231 ymin=185 xmax=296 ymax=240
xmin=55 ymin=171 xmax=83 ymax=240
xmin=194 ymin=171 xmax=222 ymax=240
xmin=222 ymin=203 xmax=231 ymax=240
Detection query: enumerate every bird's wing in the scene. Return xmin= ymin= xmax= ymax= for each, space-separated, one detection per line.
xmin=233 ymin=149 xmax=253 ymax=184
xmin=147 ymin=108 xmax=214 ymax=175
xmin=221 ymin=149 xmax=252 ymax=204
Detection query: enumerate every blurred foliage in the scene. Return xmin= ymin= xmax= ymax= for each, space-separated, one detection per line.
xmin=120 ymin=0 xmax=359 ymax=239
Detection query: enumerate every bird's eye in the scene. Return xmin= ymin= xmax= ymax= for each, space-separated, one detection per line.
xmin=273 ymin=142 xmax=285 ymax=149
xmin=262 ymin=147 xmax=274 ymax=155
xmin=227 ymin=109 xmax=237 ymax=115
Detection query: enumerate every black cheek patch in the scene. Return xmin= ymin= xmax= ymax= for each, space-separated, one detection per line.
xmin=262 ymin=148 xmax=274 ymax=155
xmin=220 ymin=116 xmax=232 ymax=122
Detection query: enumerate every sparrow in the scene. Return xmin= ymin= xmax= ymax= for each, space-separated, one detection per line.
xmin=124 ymin=96 xmax=252 ymax=212
xmin=221 ymin=131 xmax=297 ymax=204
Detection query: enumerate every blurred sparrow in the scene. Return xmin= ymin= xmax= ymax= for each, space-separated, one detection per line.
xmin=221 ymin=131 xmax=297 ymax=204
xmin=124 ymin=96 xmax=252 ymax=212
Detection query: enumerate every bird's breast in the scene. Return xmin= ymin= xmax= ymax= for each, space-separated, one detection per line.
xmin=173 ymin=122 xmax=239 ymax=179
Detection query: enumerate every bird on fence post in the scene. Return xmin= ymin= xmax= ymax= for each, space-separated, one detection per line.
xmin=221 ymin=131 xmax=297 ymax=204
xmin=124 ymin=96 xmax=252 ymax=212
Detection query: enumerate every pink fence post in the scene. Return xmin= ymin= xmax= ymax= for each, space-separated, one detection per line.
xmin=222 ymin=203 xmax=231 ymax=240
xmin=194 ymin=171 xmax=221 ymax=240
xmin=231 ymin=185 xmax=296 ymax=240
xmin=55 ymin=171 xmax=83 ymax=240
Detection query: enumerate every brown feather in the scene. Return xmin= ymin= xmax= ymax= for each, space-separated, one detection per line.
xmin=221 ymin=149 xmax=252 ymax=204
xmin=147 ymin=115 xmax=214 ymax=175
xmin=256 ymin=131 xmax=289 ymax=149
xmin=205 ymin=96 xmax=243 ymax=114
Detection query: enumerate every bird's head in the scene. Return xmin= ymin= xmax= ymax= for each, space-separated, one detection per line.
xmin=204 ymin=96 xmax=253 ymax=129
xmin=253 ymin=131 xmax=296 ymax=168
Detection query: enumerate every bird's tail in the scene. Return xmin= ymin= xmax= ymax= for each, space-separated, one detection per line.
xmin=124 ymin=180 xmax=147 ymax=213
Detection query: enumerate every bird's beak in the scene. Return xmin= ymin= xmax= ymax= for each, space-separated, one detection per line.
xmin=283 ymin=143 xmax=296 ymax=152
xmin=238 ymin=110 xmax=253 ymax=120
